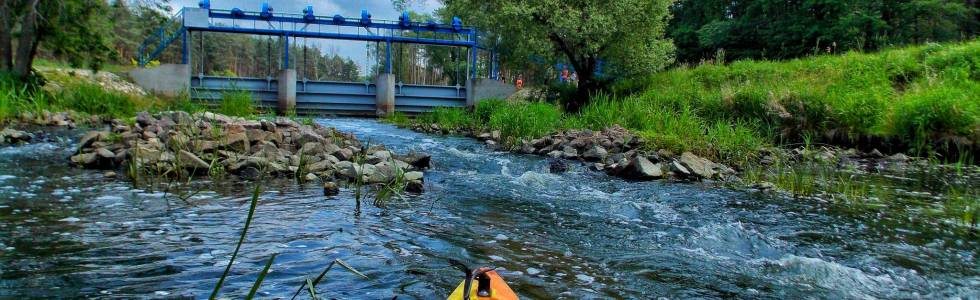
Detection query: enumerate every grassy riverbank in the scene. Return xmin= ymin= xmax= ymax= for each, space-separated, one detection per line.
xmin=388 ymin=41 xmax=980 ymax=227
xmin=0 ymin=70 xmax=266 ymax=124
xmin=394 ymin=40 xmax=979 ymax=167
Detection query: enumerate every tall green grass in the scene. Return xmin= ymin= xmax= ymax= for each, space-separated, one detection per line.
xmin=616 ymin=40 xmax=980 ymax=160
xmin=396 ymin=41 xmax=978 ymax=165
xmin=218 ymin=90 xmax=257 ymax=118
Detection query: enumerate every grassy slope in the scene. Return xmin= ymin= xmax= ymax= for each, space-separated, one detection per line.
xmin=395 ymin=40 xmax=979 ymax=166
xmin=1 ymin=66 xmax=263 ymax=123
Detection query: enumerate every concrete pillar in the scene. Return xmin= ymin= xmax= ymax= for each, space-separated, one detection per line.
xmin=375 ymin=73 xmax=396 ymax=116
xmin=128 ymin=64 xmax=191 ymax=97
xmin=277 ymin=69 xmax=297 ymax=115
xmin=465 ymin=78 xmax=476 ymax=108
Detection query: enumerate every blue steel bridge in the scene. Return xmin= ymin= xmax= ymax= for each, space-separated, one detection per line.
xmin=136 ymin=1 xmax=509 ymax=116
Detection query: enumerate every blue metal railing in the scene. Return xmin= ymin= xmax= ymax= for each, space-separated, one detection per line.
xmin=137 ymin=9 xmax=187 ymax=67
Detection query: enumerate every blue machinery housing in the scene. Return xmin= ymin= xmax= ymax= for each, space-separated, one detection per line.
xmin=138 ymin=2 xmax=502 ymax=116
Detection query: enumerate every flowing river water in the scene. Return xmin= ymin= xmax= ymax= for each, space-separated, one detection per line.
xmin=0 ymin=119 xmax=977 ymax=299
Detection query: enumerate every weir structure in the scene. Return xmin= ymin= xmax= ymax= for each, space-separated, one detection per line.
xmin=133 ymin=1 xmax=512 ymax=116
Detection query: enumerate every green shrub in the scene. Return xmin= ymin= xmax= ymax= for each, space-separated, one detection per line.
xmin=52 ymin=82 xmax=146 ymax=118
xmin=218 ymin=90 xmax=256 ymax=118
xmin=417 ymin=107 xmax=473 ymax=130
xmin=486 ymin=101 xmax=563 ymax=143
xmin=890 ymin=81 xmax=980 ymax=153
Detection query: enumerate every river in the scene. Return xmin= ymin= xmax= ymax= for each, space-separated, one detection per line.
xmin=0 ymin=119 xmax=976 ymax=299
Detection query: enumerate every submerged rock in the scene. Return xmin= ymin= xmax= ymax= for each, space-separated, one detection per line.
xmin=323 ymin=181 xmax=340 ymax=196
xmin=679 ymin=152 xmax=715 ymax=179
xmin=0 ymin=128 xmax=34 ymax=145
xmin=68 ymin=111 xmax=429 ymax=192
xmin=621 ymin=157 xmax=663 ymax=180
xmin=549 ymin=158 xmax=568 ymax=174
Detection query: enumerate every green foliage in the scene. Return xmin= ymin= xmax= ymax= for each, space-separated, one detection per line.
xmin=51 ymin=82 xmax=146 ymax=118
xmin=669 ymin=0 xmax=979 ymax=63
xmin=218 ymin=90 xmax=257 ymax=118
xmin=614 ymin=40 xmax=980 ymax=160
xmin=485 ymin=100 xmax=563 ymax=143
xmin=443 ymin=0 xmax=676 ymax=110
xmin=417 ymin=107 xmax=473 ymax=130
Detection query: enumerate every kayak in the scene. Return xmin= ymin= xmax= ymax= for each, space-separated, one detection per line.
xmin=446 ymin=269 xmax=519 ymax=300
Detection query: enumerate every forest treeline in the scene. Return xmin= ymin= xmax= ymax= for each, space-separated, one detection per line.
xmin=669 ymin=0 xmax=979 ymax=63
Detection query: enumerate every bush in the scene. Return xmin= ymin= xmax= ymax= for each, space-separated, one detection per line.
xmin=485 ymin=101 xmax=563 ymax=143
xmin=218 ymin=90 xmax=256 ymax=118
xmin=52 ymin=82 xmax=148 ymax=118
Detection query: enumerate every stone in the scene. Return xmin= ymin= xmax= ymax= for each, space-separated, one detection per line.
xmin=221 ymin=132 xmax=250 ymax=153
xmin=394 ymin=153 xmax=431 ymax=169
xmin=490 ymin=130 xmax=501 ymax=140
xmin=405 ymin=180 xmax=424 ymax=193
xmin=679 ymin=152 xmax=715 ymax=179
xmin=547 ymin=150 xmax=562 ymax=158
xmin=307 ymin=160 xmax=333 ymax=173
xmin=367 ymin=150 xmax=392 ymax=164
xmin=867 ymin=149 xmax=885 ymax=158
xmin=136 ymin=111 xmax=156 ymax=127
xmin=178 ymin=150 xmax=210 ymax=171
xmin=192 ymin=140 xmax=220 ymax=152
xmin=323 ymin=181 xmax=340 ymax=196
xmin=199 ymin=112 xmax=232 ymax=124
xmin=404 ymin=171 xmax=424 ymax=181
xmin=365 ymin=161 xmax=399 ymax=183
xmin=561 ymin=146 xmax=579 ymax=159
xmin=622 ymin=157 xmax=663 ymax=180
xmin=261 ymin=120 xmax=277 ymax=132
xmin=322 ymin=143 xmax=342 ymax=156
xmin=549 ymin=158 xmax=568 ymax=174
xmin=887 ymin=153 xmax=910 ymax=162
xmin=170 ymin=111 xmax=193 ymax=124
xmin=334 ymin=148 xmax=354 ymax=161
xmin=299 ymin=142 xmax=323 ymax=155
xmin=671 ymin=160 xmax=692 ymax=177
xmin=477 ymin=132 xmax=492 ymax=140
xmin=0 ymin=128 xmax=33 ymax=144
xmin=78 ymin=131 xmax=107 ymax=150
xmin=95 ymin=148 xmax=116 ymax=159
xmin=335 ymin=161 xmax=361 ymax=179
xmin=295 ymin=129 xmax=326 ymax=146
xmin=304 ymin=173 xmax=318 ymax=182
xmin=104 ymin=171 xmax=117 ymax=178
xmin=581 ymin=145 xmax=608 ymax=161
xmin=71 ymin=153 xmax=97 ymax=166
xmin=239 ymin=167 xmax=262 ymax=180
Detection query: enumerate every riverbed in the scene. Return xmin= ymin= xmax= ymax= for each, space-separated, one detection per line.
xmin=0 ymin=118 xmax=976 ymax=299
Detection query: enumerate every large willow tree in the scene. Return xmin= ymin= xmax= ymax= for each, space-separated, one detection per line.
xmin=442 ymin=0 xmax=676 ymax=112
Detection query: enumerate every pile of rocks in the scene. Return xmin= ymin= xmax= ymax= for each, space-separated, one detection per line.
xmin=70 ymin=111 xmax=429 ymax=192
xmin=482 ymin=125 xmax=735 ymax=181
xmin=0 ymin=128 xmax=33 ymax=145
xmin=10 ymin=110 xmax=100 ymax=128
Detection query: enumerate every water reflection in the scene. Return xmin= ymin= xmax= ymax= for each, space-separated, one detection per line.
xmin=0 ymin=120 xmax=975 ymax=299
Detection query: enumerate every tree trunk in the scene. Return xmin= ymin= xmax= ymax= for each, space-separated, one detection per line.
xmin=12 ymin=0 xmax=39 ymax=78
xmin=0 ymin=0 xmax=13 ymax=71
xmin=566 ymin=56 xmax=598 ymax=113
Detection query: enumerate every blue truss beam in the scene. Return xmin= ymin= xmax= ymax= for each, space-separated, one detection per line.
xmin=200 ymin=26 xmax=477 ymax=48
xmin=205 ymin=10 xmax=476 ymax=36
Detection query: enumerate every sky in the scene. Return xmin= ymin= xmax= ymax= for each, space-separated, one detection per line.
xmin=168 ymin=0 xmax=444 ymax=75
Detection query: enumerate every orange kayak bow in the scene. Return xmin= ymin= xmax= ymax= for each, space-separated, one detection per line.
xmin=446 ymin=261 xmax=519 ymax=300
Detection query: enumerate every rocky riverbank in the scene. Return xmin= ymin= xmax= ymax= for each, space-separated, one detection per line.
xmin=409 ymin=123 xmax=737 ymax=182
xmin=403 ymin=121 xmax=946 ymax=186
xmin=68 ymin=111 xmax=430 ymax=193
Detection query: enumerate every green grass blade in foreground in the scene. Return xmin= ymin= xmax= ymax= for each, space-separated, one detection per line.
xmin=209 ymin=185 xmax=261 ymax=300
xmin=245 ymin=253 xmax=278 ymax=300
xmin=335 ymin=258 xmax=369 ymax=279
xmin=306 ymin=278 xmax=317 ymax=299
xmin=290 ymin=260 xmax=336 ymax=300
